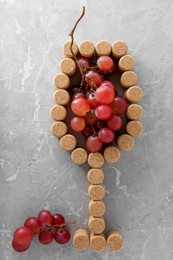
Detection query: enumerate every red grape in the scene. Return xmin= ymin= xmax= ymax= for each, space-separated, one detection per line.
xmin=72 ymin=92 xmax=85 ymax=101
xmin=95 ymin=86 xmax=114 ymax=104
xmin=54 ymin=227 xmax=71 ymax=244
xmin=71 ymin=97 xmax=90 ymax=116
xmin=76 ymin=57 xmax=89 ymax=69
xmin=86 ymin=92 xmax=100 ymax=109
xmin=96 ymin=120 xmax=106 ymax=130
xmin=97 ymin=55 xmax=113 ymax=71
xmin=107 ymin=115 xmax=122 ymax=130
xmin=95 ymin=105 xmax=112 ymax=120
xmin=100 ymin=80 xmax=116 ymax=92
xmin=71 ymin=117 xmax=85 ymax=132
xmin=85 ymin=71 xmax=102 ymax=87
xmin=12 ymin=240 xmax=30 ymax=252
xmin=38 ymin=229 xmax=54 ymax=245
xmin=82 ymin=125 xmax=94 ymax=138
xmin=110 ymin=97 xmax=128 ymax=115
xmin=86 ymin=136 xmax=103 ymax=152
xmin=38 ymin=210 xmax=52 ymax=226
xmin=24 ymin=217 xmax=41 ymax=235
xmin=52 ymin=213 xmax=65 ymax=227
xmin=84 ymin=110 xmax=98 ymax=125
xmin=99 ymin=128 xmax=115 ymax=143
xmin=103 ymin=61 xmax=117 ymax=75
xmin=13 ymin=226 xmax=33 ymax=245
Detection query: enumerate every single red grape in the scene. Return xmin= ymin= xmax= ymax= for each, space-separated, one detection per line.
xmin=12 ymin=240 xmax=30 ymax=252
xmin=52 ymin=213 xmax=65 ymax=227
xmin=38 ymin=210 xmax=52 ymax=226
xmin=24 ymin=217 xmax=41 ymax=235
xmin=95 ymin=105 xmax=112 ymax=120
xmin=76 ymin=57 xmax=89 ymax=69
xmin=97 ymin=55 xmax=113 ymax=71
xmin=86 ymin=136 xmax=103 ymax=152
xmin=82 ymin=125 xmax=94 ymax=138
xmin=38 ymin=229 xmax=54 ymax=245
xmin=107 ymin=115 xmax=122 ymax=130
xmin=110 ymin=97 xmax=128 ymax=115
xmin=99 ymin=80 xmax=116 ymax=92
xmin=99 ymin=128 xmax=115 ymax=143
xmin=103 ymin=61 xmax=117 ymax=75
xmin=95 ymin=86 xmax=114 ymax=104
xmin=85 ymin=71 xmax=102 ymax=87
xmin=86 ymin=92 xmax=100 ymax=109
xmin=71 ymin=97 xmax=90 ymax=116
xmin=54 ymin=227 xmax=71 ymax=244
xmin=13 ymin=226 xmax=33 ymax=245
xmin=71 ymin=117 xmax=85 ymax=132
xmin=71 ymin=92 xmax=85 ymax=101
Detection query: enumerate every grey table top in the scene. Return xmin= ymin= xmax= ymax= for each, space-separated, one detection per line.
xmin=0 ymin=0 xmax=173 ymax=259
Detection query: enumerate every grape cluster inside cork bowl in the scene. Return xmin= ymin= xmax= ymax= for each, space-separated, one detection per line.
xmin=50 ymin=39 xmax=143 ymax=252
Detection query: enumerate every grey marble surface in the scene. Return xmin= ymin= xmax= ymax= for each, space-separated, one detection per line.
xmin=0 ymin=0 xmax=173 ymax=259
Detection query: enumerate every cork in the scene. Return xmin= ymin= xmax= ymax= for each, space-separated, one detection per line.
xmin=88 ymin=152 xmax=104 ymax=168
xmin=88 ymin=216 xmax=105 ymax=234
xmin=120 ymin=71 xmax=138 ymax=88
xmin=71 ymin=148 xmax=88 ymax=165
xmin=126 ymin=104 xmax=143 ymax=120
xmin=117 ymin=134 xmax=134 ymax=151
xmin=90 ymin=233 xmax=106 ymax=252
xmin=79 ymin=40 xmax=95 ymax=58
xmin=124 ymin=86 xmax=143 ymax=103
xmin=126 ymin=121 xmax=143 ymax=137
xmin=112 ymin=40 xmax=128 ymax=59
xmin=118 ymin=55 xmax=135 ymax=72
xmin=53 ymin=73 xmax=70 ymax=89
xmin=103 ymin=146 xmax=120 ymax=163
xmin=95 ymin=40 xmax=111 ymax=56
xmin=87 ymin=168 xmax=104 ymax=184
xmin=50 ymin=105 xmax=67 ymax=121
xmin=73 ymin=229 xmax=89 ymax=251
xmin=51 ymin=121 xmax=67 ymax=138
xmin=53 ymin=89 xmax=70 ymax=106
xmin=88 ymin=184 xmax=105 ymax=200
xmin=89 ymin=200 xmax=106 ymax=217
xmin=60 ymin=134 xmax=77 ymax=151
xmin=60 ymin=58 xmax=76 ymax=76
xmin=63 ymin=41 xmax=78 ymax=58
xmin=106 ymin=230 xmax=123 ymax=251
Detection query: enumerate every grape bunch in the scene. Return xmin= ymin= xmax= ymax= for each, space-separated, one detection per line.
xmin=70 ymin=55 xmax=128 ymax=153
xmin=12 ymin=210 xmax=72 ymax=252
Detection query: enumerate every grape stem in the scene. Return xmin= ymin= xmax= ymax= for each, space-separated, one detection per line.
xmin=69 ymin=6 xmax=86 ymax=86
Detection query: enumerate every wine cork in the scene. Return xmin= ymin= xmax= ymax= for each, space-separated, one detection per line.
xmin=95 ymin=40 xmax=111 ymax=56
xmin=60 ymin=58 xmax=76 ymax=76
xmin=124 ymin=86 xmax=143 ymax=103
xmin=88 ymin=216 xmax=105 ymax=234
xmin=87 ymin=168 xmax=104 ymax=184
xmin=120 ymin=71 xmax=138 ymax=88
xmin=50 ymin=105 xmax=67 ymax=121
xmin=53 ymin=73 xmax=70 ymax=89
xmin=106 ymin=230 xmax=123 ymax=251
xmin=126 ymin=121 xmax=143 ymax=137
xmin=79 ymin=40 xmax=95 ymax=58
xmin=63 ymin=41 xmax=78 ymax=58
xmin=71 ymin=148 xmax=88 ymax=165
xmin=103 ymin=146 xmax=120 ymax=163
xmin=117 ymin=134 xmax=134 ymax=151
xmin=89 ymin=200 xmax=106 ymax=217
xmin=88 ymin=152 xmax=104 ymax=168
xmin=90 ymin=233 xmax=106 ymax=252
xmin=73 ymin=229 xmax=89 ymax=251
xmin=112 ymin=40 xmax=128 ymax=59
xmin=126 ymin=104 xmax=143 ymax=120
xmin=53 ymin=89 xmax=70 ymax=106
xmin=51 ymin=121 xmax=67 ymax=138
xmin=60 ymin=134 xmax=77 ymax=151
xmin=118 ymin=55 xmax=135 ymax=72
xmin=88 ymin=184 xmax=105 ymax=200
